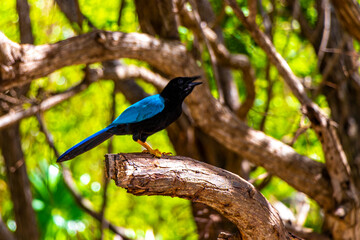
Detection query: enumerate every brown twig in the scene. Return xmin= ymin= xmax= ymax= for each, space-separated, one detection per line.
xmin=259 ymin=64 xmax=273 ymax=131
xmin=249 ymin=172 xmax=273 ymax=191
xmin=188 ymin=0 xmax=224 ymax=104
xmin=317 ymin=0 xmax=331 ymax=67
xmin=177 ymin=6 xmax=255 ymax=117
xmin=0 ymin=79 xmax=92 ymax=130
xmin=117 ymin=0 xmax=126 ymax=26
xmin=313 ymin=36 xmax=347 ymax=99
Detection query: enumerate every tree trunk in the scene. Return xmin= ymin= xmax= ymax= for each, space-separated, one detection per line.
xmin=0 ymin=124 xmax=39 ymax=240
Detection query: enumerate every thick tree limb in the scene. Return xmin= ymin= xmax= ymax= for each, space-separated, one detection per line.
xmin=0 ymin=30 xmax=333 ymax=209
xmin=0 ymin=30 xmax=193 ymax=91
xmin=105 ymin=153 xmax=295 ymax=240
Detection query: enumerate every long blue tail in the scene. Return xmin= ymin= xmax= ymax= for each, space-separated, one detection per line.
xmin=57 ymin=127 xmax=114 ymax=162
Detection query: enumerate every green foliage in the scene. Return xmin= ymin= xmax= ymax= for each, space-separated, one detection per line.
xmin=0 ymin=0 xmax=328 ymax=238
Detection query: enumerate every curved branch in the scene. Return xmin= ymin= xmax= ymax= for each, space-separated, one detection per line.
xmin=0 ymin=79 xmax=92 ymax=130
xmin=105 ymin=153 xmax=294 ymax=240
xmin=225 ymin=0 xmax=352 ymax=208
xmin=0 ymin=30 xmax=195 ymax=91
xmin=0 ymin=31 xmax=333 ymax=209
xmin=0 ymin=63 xmax=168 ymax=130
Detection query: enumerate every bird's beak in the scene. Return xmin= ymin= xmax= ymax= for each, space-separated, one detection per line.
xmin=188 ymin=76 xmax=202 ymax=87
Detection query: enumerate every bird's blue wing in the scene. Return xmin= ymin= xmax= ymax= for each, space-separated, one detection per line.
xmin=111 ymin=94 xmax=165 ymax=125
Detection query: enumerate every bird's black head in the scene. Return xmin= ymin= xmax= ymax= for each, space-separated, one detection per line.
xmin=160 ymin=76 xmax=202 ymax=101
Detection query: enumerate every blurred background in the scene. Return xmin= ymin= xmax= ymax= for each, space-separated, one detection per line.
xmin=1 ymin=0 xmax=359 ymax=239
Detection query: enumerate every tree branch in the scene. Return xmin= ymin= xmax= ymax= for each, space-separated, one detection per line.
xmin=0 ymin=31 xmax=333 ymax=209
xmin=188 ymin=0 xmax=224 ymax=104
xmin=177 ymin=8 xmax=255 ymax=120
xmin=0 ymin=63 xmax=168 ymax=130
xmin=0 ymin=30 xmax=195 ymax=91
xmin=0 ymin=79 xmax=92 ymax=130
xmin=105 ymin=153 xmax=296 ymax=240
xmin=225 ymin=0 xmax=352 ymax=208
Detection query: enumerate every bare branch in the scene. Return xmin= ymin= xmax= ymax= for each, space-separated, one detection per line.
xmin=225 ymin=0 xmax=353 ymax=207
xmin=317 ymin=0 xmax=331 ymax=67
xmin=0 ymin=31 xmax=333 ymax=209
xmin=61 ymin=165 xmax=131 ymax=239
xmin=105 ymin=153 xmax=296 ymax=240
xmin=0 ymin=79 xmax=92 ymax=130
xmin=0 ymin=125 xmax=39 ymax=240
xmin=0 ymin=30 xmax=194 ymax=91
xmin=259 ymin=63 xmax=273 ymax=131
xmin=313 ymin=36 xmax=347 ymax=99
xmin=117 ymin=0 xmax=126 ymax=26
xmin=178 ymin=7 xmax=255 ymax=119
xmin=102 ymin=63 xmax=167 ymax=90
xmin=188 ymin=0 xmax=224 ymax=104
xmin=0 ymin=63 xmax=167 ymax=131
xmin=54 ymin=0 xmax=95 ymax=31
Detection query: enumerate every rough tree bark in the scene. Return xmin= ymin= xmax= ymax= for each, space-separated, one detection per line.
xmin=105 ymin=153 xmax=293 ymax=240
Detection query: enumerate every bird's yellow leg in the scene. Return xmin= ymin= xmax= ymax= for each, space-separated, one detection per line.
xmin=136 ymin=140 xmax=172 ymax=158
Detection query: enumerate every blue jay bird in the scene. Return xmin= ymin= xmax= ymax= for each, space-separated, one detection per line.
xmin=57 ymin=76 xmax=202 ymax=162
